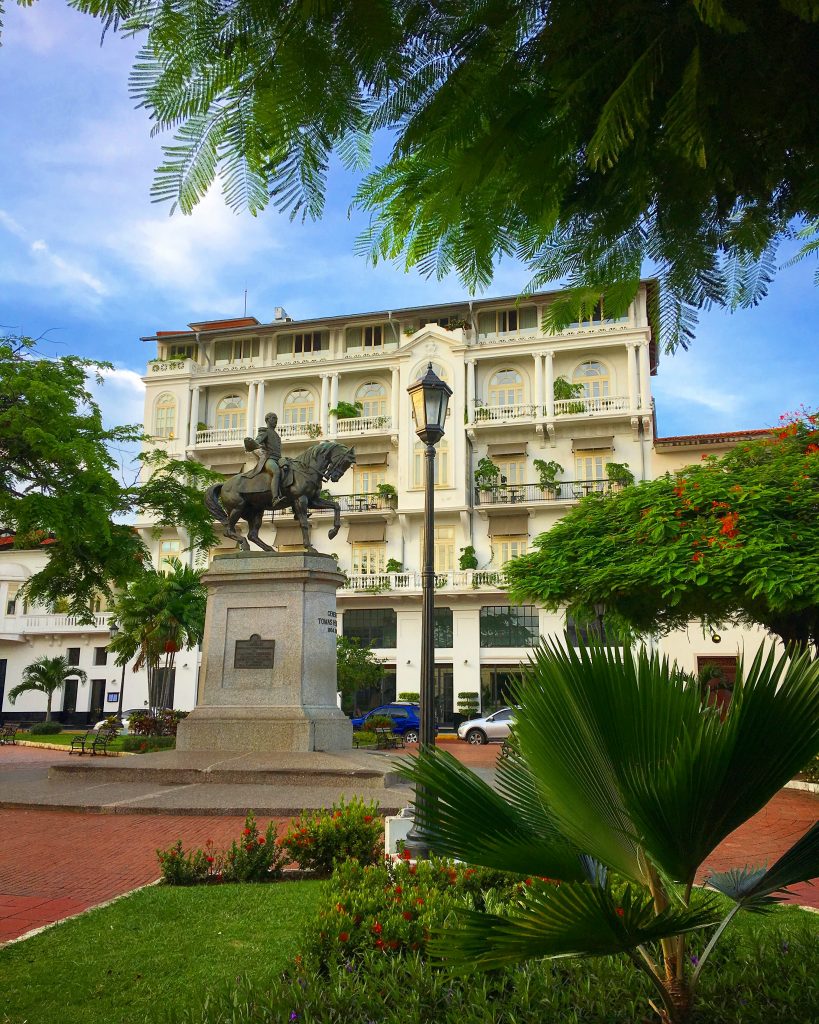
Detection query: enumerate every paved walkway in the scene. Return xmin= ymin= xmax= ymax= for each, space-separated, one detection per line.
xmin=0 ymin=744 xmax=816 ymax=944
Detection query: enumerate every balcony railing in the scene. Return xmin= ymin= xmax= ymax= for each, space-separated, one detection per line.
xmin=553 ymin=395 xmax=629 ymax=415
xmin=470 ymin=395 xmax=631 ymax=422
xmin=279 ymin=422 xmax=322 ymax=440
xmin=22 ymin=613 xmax=110 ymax=633
xmin=335 ymin=415 xmax=393 ymax=435
xmin=270 ymin=492 xmax=396 ymax=517
xmin=472 ymin=402 xmax=535 ymax=422
xmin=475 ymin=480 xmax=620 ymax=505
xmin=341 ymin=569 xmax=506 ymax=592
xmin=195 ymin=427 xmax=245 ymax=445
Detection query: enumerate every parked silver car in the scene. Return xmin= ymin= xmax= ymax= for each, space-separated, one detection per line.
xmin=457 ymin=707 xmax=516 ymax=745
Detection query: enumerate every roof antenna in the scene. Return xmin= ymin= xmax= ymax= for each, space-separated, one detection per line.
xmin=243 ymin=288 xmax=247 ymax=317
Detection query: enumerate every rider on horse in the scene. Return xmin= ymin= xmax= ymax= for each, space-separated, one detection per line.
xmin=243 ymin=412 xmax=282 ymax=502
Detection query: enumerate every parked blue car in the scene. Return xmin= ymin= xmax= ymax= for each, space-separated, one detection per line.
xmin=350 ymin=702 xmax=426 ymax=743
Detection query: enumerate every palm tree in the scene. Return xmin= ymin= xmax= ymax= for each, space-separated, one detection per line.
xmin=8 ymin=656 xmax=88 ymax=722
xmin=402 ymin=642 xmax=819 ymax=1023
xmin=107 ymin=559 xmax=206 ymax=715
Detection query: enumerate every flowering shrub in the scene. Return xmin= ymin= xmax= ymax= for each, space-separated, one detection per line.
xmin=799 ymin=753 xmax=819 ymax=783
xmin=157 ymin=811 xmax=283 ymax=885
xmin=362 ymin=715 xmax=394 ymax=733
xmin=306 ymin=855 xmax=524 ymax=961
xmin=224 ymin=811 xmax=283 ymax=882
xmin=157 ymin=839 xmax=222 ymax=886
xmin=130 ymin=709 xmax=188 ymax=736
xmin=278 ymin=797 xmax=383 ymax=874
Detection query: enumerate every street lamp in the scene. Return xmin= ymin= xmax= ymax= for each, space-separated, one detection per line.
xmin=108 ymin=622 xmax=126 ymax=723
xmin=403 ymin=363 xmax=452 ymax=858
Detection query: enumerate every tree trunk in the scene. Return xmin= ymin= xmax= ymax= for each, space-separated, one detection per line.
xmin=45 ymin=691 xmax=52 ymax=722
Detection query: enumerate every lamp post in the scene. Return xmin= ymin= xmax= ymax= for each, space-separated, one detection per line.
xmin=403 ymin=363 xmax=452 ymax=858
xmin=109 ymin=622 xmax=126 ymax=723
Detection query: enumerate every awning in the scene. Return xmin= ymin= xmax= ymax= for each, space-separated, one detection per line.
xmin=347 ymin=522 xmax=386 ymax=543
xmin=572 ymin=435 xmax=614 ymax=452
xmin=486 ymin=442 xmax=527 ymax=457
xmin=274 ymin=523 xmax=306 ymax=547
xmin=487 ymin=513 xmax=529 ymax=537
xmin=354 ymin=451 xmax=389 ymax=466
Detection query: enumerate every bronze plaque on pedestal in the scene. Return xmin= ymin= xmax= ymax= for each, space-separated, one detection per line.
xmin=234 ymin=634 xmax=276 ymax=669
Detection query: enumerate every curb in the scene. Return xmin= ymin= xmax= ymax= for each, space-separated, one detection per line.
xmin=15 ymin=740 xmax=134 ymax=757
xmin=785 ymin=779 xmax=819 ymax=795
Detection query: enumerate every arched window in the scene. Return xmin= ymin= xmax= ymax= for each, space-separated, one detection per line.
xmin=414 ymin=361 xmax=450 ymax=384
xmin=153 ymin=393 xmax=176 ymax=438
xmin=215 ymin=394 xmax=246 ymax=431
xmin=488 ymin=368 xmax=524 ymax=407
xmin=283 ymin=387 xmax=316 ymax=425
xmin=573 ymin=360 xmax=610 ymax=399
xmin=356 ymin=381 xmax=387 ymax=418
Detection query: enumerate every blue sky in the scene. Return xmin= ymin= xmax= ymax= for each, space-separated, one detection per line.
xmin=1 ymin=1 xmax=816 ymax=438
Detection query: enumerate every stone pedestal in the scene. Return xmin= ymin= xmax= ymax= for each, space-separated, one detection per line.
xmin=176 ymin=550 xmax=352 ymax=753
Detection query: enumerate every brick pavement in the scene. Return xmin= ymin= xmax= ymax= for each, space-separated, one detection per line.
xmin=0 ymin=744 xmax=816 ymax=944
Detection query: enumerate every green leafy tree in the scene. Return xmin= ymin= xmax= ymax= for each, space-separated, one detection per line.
xmin=107 ymin=558 xmax=206 ymax=713
xmin=53 ymin=0 xmax=819 ymax=348
xmin=402 ymin=642 xmax=819 ymax=1023
xmin=0 ymin=335 xmax=218 ymax=619
xmin=336 ymin=635 xmax=384 ymax=714
xmin=505 ymin=410 xmax=819 ymax=652
xmin=7 ymin=655 xmax=87 ymax=721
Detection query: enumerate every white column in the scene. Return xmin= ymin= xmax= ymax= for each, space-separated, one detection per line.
xmin=246 ymin=381 xmax=257 ymax=434
xmin=544 ymin=350 xmax=555 ymax=419
xmin=638 ymin=342 xmax=651 ymax=411
xmin=626 ymin=343 xmax=639 ymax=413
xmin=329 ymin=373 xmax=339 ymax=436
xmin=466 ymin=359 xmax=476 ymax=422
xmin=188 ymin=386 xmax=200 ymax=446
xmin=533 ymin=352 xmax=544 ymax=413
xmin=256 ymin=379 xmax=266 ymax=423
xmin=390 ymin=367 xmax=400 ymax=428
xmin=320 ymin=374 xmax=329 ymax=435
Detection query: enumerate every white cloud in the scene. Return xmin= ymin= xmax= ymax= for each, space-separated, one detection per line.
xmin=87 ymin=366 xmax=147 ymax=431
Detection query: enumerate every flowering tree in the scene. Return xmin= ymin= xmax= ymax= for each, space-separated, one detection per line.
xmin=505 ymin=410 xmax=819 ymax=653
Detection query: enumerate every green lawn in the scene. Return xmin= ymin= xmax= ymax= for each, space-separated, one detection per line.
xmin=20 ymin=733 xmax=175 ymax=753
xmin=0 ymin=881 xmax=323 ymax=1024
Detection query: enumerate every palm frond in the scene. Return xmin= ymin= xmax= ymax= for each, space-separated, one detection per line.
xmin=398 ymin=748 xmax=587 ymax=881
xmin=430 ymin=879 xmax=721 ymax=968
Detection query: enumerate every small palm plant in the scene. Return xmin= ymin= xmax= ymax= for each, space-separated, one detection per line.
xmin=8 ymin=656 xmax=88 ymax=721
xmin=401 ymin=642 xmax=819 ymax=1023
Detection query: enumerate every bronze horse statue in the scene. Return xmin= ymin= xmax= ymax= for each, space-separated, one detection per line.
xmin=204 ymin=441 xmax=356 ymax=551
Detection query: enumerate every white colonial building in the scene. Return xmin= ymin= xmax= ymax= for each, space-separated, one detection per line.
xmin=0 ymin=283 xmax=778 ymax=726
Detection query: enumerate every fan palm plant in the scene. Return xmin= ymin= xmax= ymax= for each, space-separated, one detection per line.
xmin=7 ymin=656 xmax=88 ymax=721
xmin=107 ymin=559 xmax=206 ymax=714
xmin=401 ymin=642 xmax=819 ymax=1023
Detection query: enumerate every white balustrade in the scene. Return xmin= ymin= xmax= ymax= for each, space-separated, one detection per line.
xmin=195 ymin=427 xmax=246 ymax=445
xmin=335 ymin=415 xmax=393 ymax=435
xmin=23 ymin=613 xmax=110 ymax=632
xmin=471 ymin=403 xmax=535 ymax=422
xmin=552 ymin=394 xmax=629 ymax=416
xmin=278 ymin=422 xmax=322 ymax=440
xmin=341 ymin=570 xmax=506 ymax=592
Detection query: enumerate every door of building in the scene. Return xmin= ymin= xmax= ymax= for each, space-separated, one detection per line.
xmin=696 ymin=655 xmax=738 ymax=713
xmin=0 ymin=660 xmax=6 ymax=715
xmin=90 ymin=679 xmax=106 ymax=722
xmin=434 ymin=664 xmax=454 ymax=728
xmin=62 ymin=678 xmax=79 ymax=722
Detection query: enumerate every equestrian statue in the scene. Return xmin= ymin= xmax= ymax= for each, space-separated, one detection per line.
xmin=204 ymin=411 xmax=356 ymax=552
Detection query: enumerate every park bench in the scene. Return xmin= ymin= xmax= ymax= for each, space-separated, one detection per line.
xmin=0 ymin=724 xmax=18 ymax=745
xmin=374 ymin=727 xmax=404 ymax=750
xmin=69 ymin=730 xmax=95 ymax=755
xmin=90 ymin=726 xmax=119 ymax=756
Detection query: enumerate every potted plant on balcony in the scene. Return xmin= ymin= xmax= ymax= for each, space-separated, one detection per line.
xmin=553 ymin=376 xmax=586 ymax=414
xmin=329 ymin=400 xmax=362 ymax=419
xmin=306 ymin=423 xmax=323 ymax=438
xmin=385 ymin=558 xmax=403 ymax=573
xmin=474 ymin=457 xmax=501 ymax=493
xmin=376 ymin=483 xmax=398 ymax=507
xmin=605 ymin=461 xmax=635 ymax=488
xmin=458 ymin=546 xmax=478 ymax=570
xmin=533 ymin=458 xmax=563 ymax=498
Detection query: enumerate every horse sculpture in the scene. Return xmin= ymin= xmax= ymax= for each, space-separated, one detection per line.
xmin=204 ymin=441 xmax=356 ymax=552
